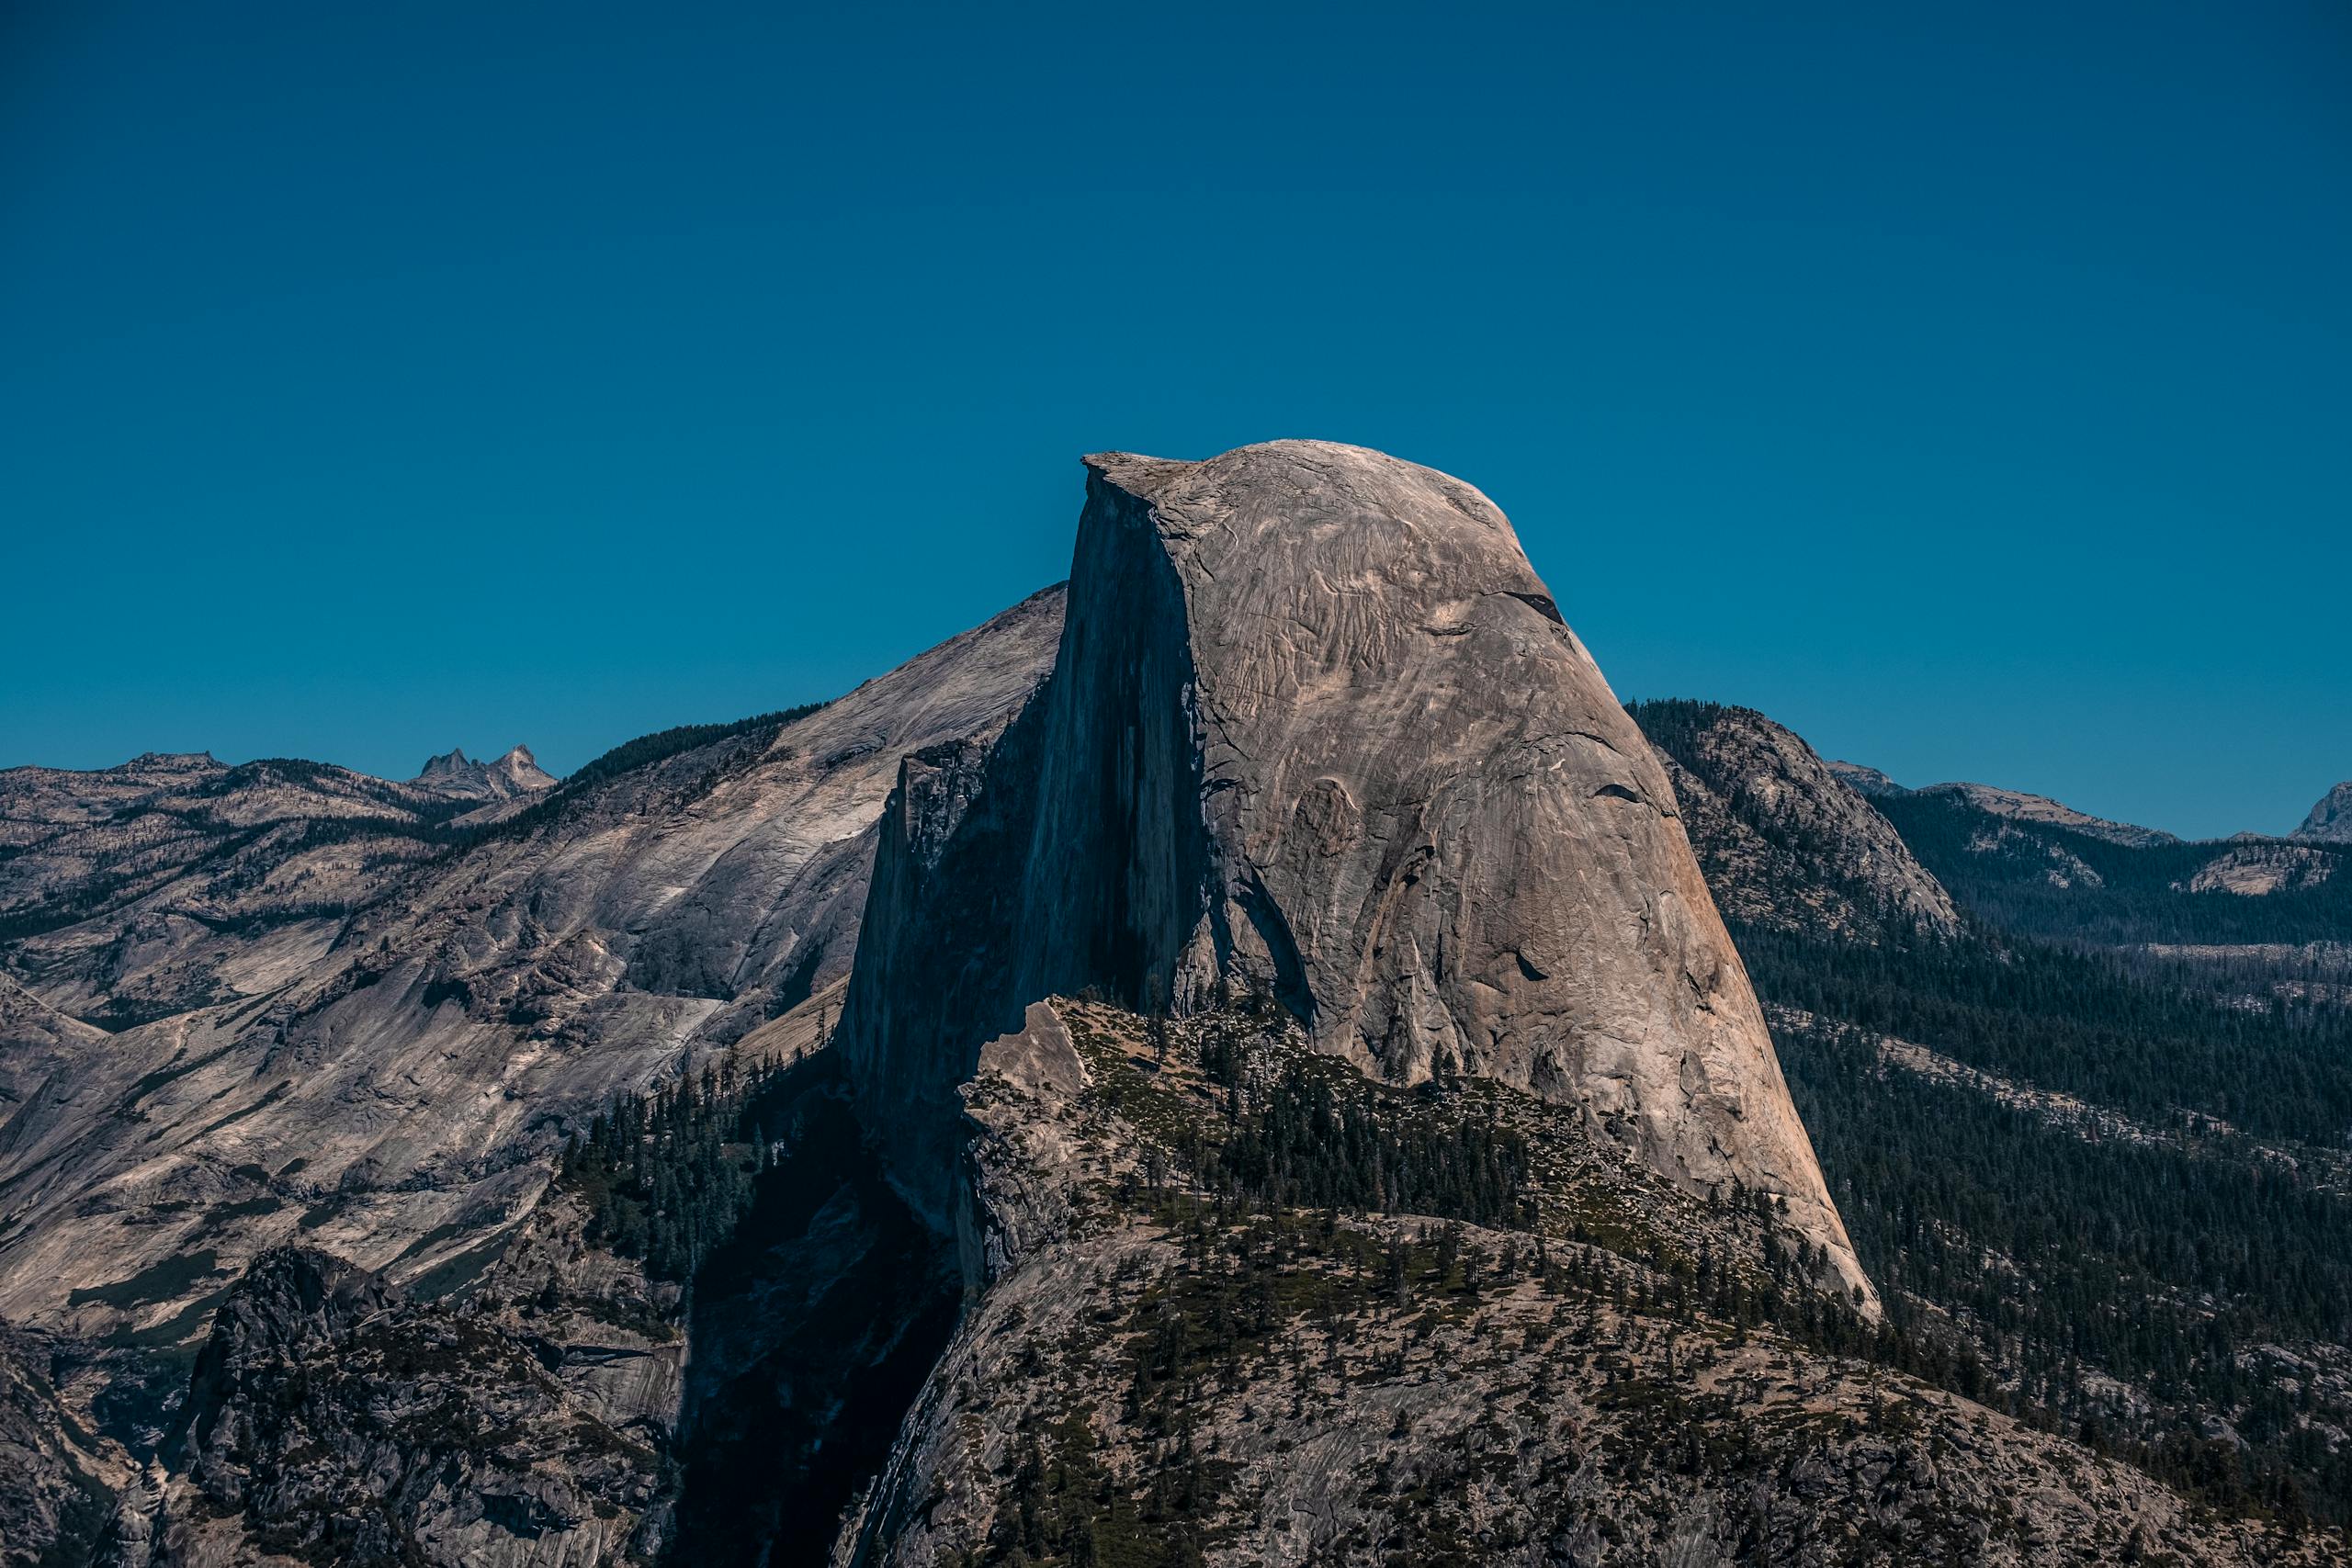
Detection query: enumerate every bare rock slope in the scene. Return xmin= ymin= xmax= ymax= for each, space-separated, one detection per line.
xmin=0 ymin=589 xmax=1064 ymax=1342
xmin=1914 ymin=781 xmax=2177 ymax=849
xmin=1630 ymin=702 xmax=1959 ymax=942
xmin=845 ymin=440 xmax=1871 ymax=1305
xmin=0 ymin=755 xmax=476 ymax=1027
xmin=2296 ymin=781 xmax=2352 ymax=843
xmin=1824 ymin=760 xmax=1906 ymax=798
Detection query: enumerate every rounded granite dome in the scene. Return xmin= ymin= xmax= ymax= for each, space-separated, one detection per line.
xmin=852 ymin=439 xmax=1876 ymax=1310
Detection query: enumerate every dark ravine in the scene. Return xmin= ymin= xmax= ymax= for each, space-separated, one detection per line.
xmin=663 ymin=1055 xmax=960 ymax=1568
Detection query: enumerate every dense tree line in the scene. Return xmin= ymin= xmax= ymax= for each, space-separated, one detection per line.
xmin=1774 ymin=1009 xmax=2352 ymax=1526
xmin=1110 ymin=1021 xmax=1534 ymax=1232
xmin=558 ymin=1055 xmax=798 ymax=1281
xmin=548 ymin=702 xmax=827 ymax=796
xmin=1737 ymin=924 xmax=2352 ymax=1144
xmin=1624 ymin=702 xmax=2352 ymax=1523
xmin=447 ymin=701 xmax=829 ymax=853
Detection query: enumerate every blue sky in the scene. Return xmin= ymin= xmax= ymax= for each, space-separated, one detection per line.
xmin=4 ymin=3 xmax=2346 ymax=839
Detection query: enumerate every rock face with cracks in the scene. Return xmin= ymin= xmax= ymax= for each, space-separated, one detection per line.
xmin=156 ymin=1239 xmax=674 ymax=1568
xmin=844 ymin=440 xmax=1871 ymax=1307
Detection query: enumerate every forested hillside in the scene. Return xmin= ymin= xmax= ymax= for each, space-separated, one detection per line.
xmin=1631 ymin=700 xmax=2352 ymax=1529
xmin=1877 ymin=786 xmax=2352 ymax=947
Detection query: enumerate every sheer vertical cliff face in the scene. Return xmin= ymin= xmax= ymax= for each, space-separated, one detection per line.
xmin=843 ymin=440 xmax=1871 ymax=1305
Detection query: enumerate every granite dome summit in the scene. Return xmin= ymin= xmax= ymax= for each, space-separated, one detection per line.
xmin=844 ymin=439 xmax=1871 ymax=1304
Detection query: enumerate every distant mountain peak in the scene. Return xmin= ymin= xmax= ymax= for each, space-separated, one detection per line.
xmin=107 ymin=750 xmax=222 ymax=775
xmin=2293 ymin=780 xmax=2352 ymax=843
xmin=1825 ymin=760 xmax=1908 ymax=798
xmin=1917 ymin=781 xmax=2177 ymax=848
xmin=412 ymin=743 xmax=558 ymax=801
xmin=492 ymin=743 xmax=556 ymax=789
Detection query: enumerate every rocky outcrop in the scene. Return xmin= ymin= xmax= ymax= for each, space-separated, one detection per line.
xmin=843 ymin=441 xmax=1871 ymax=1307
xmin=2182 ymin=841 xmax=2336 ymax=896
xmin=160 ymin=1245 xmax=671 ymax=1568
xmin=1631 ymin=702 xmax=1959 ymax=942
xmin=412 ymin=745 xmax=559 ymax=804
xmin=2295 ymin=780 xmax=2352 ymax=842
xmin=840 ymin=998 xmax=2326 ymax=1568
xmin=0 ymin=1321 xmax=119 ymax=1568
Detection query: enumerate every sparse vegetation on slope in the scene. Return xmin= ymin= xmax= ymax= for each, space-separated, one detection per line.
xmin=845 ymin=997 xmax=2335 ymax=1566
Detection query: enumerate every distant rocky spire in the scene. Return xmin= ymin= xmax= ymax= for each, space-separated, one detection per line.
xmin=412 ymin=744 xmax=557 ymax=800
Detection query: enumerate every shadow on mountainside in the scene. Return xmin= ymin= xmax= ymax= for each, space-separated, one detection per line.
xmin=665 ymin=1055 xmax=961 ymax=1566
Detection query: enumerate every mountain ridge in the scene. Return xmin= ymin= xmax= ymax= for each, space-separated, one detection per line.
xmin=1 ymin=446 xmax=2343 ymax=1565
xmin=0 ymin=586 xmax=1068 ymax=1346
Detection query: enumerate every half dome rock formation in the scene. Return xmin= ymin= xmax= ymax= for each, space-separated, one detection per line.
xmin=2295 ymin=780 xmax=2352 ymax=842
xmin=844 ymin=440 xmax=1872 ymax=1307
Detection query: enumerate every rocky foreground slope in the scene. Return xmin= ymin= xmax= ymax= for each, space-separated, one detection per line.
xmin=837 ymin=996 xmax=2321 ymax=1567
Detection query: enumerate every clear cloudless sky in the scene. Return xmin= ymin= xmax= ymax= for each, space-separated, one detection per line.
xmin=3 ymin=3 xmax=2346 ymax=839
